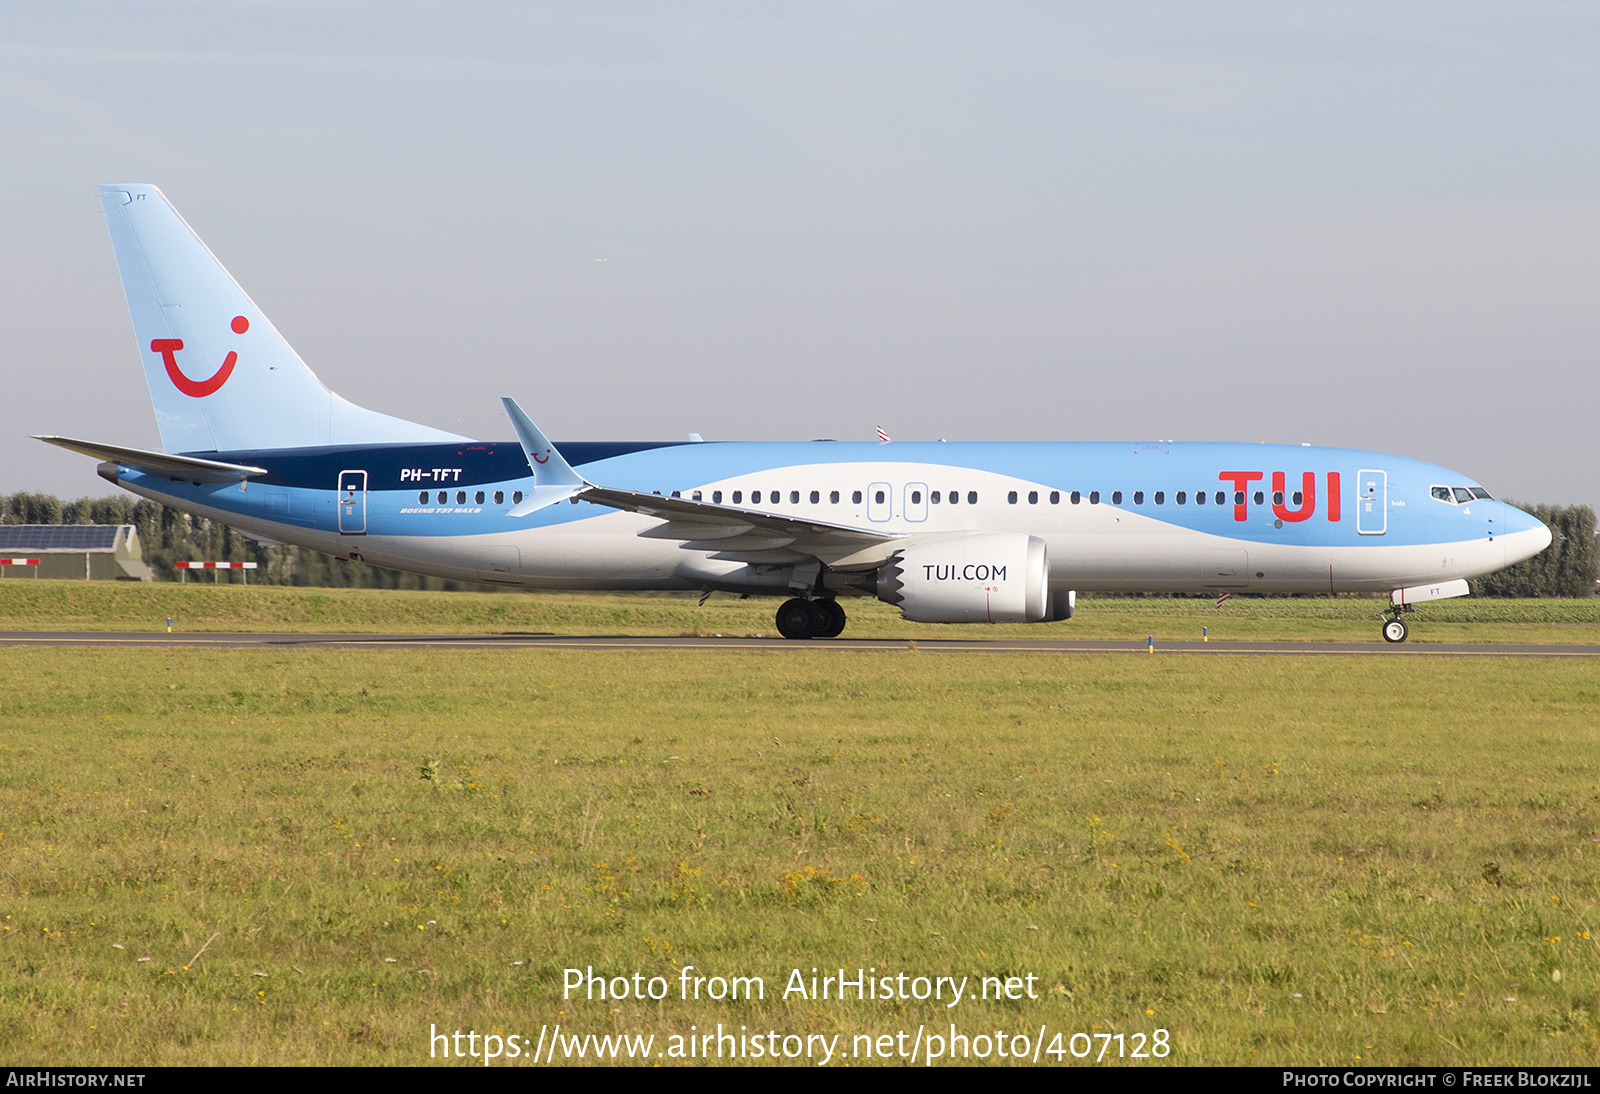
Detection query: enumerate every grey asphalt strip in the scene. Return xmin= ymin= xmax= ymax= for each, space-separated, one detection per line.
xmin=0 ymin=631 xmax=1596 ymax=656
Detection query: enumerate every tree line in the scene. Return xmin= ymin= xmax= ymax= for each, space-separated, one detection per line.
xmin=0 ymin=492 xmax=490 ymax=590
xmin=2 ymin=490 xmax=1594 ymax=596
xmin=1469 ymin=503 xmax=1599 ymax=598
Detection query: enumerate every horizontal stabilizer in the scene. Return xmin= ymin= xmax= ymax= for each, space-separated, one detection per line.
xmin=35 ymin=435 xmax=267 ymax=483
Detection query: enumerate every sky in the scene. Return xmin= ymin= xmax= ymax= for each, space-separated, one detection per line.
xmin=2 ymin=2 xmax=1597 ymax=509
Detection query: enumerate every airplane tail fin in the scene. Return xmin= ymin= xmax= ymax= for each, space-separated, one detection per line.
xmin=98 ymin=185 xmax=465 ymax=453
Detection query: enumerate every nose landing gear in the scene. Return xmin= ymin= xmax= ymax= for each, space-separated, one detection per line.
xmin=1381 ymin=604 xmax=1414 ymax=643
xmin=775 ymin=597 xmax=847 ymax=640
xmin=1378 ymin=579 xmax=1471 ymax=644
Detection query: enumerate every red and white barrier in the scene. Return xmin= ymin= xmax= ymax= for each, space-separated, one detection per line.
xmin=0 ymin=558 xmax=41 ymax=566
xmin=176 ymin=560 xmax=259 ymax=583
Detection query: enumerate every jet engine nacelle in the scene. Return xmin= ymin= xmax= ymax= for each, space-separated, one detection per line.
xmin=877 ymin=533 xmax=1049 ymax=623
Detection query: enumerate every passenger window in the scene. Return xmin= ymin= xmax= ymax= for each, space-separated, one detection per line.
xmin=418 ymin=491 xmax=427 ymax=504
xmin=1452 ymin=488 xmax=1474 ymax=504
xmin=1090 ymin=491 xmax=1100 ymax=504
xmin=830 ymin=490 xmax=840 ymax=503
xmin=457 ymin=490 xmax=467 ymax=505
xmin=967 ymin=491 xmax=977 ymax=505
xmin=1111 ymin=491 xmax=1122 ymax=505
xmin=911 ymin=490 xmax=922 ymax=504
xmin=437 ymin=491 xmax=447 ymax=504
xmin=475 ymin=490 xmax=485 ymax=505
xmin=1273 ymin=491 xmax=1284 ymax=505
xmin=1007 ymin=491 xmax=1018 ymax=504
xmin=1195 ymin=491 xmax=1205 ymax=505
xmin=1292 ymin=492 xmax=1303 ymax=506
xmin=810 ymin=490 xmax=820 ymax=504
xmin=713 ymin=490 xmax=723 ymax=504
xmin=1234 ymin=492 xmax=1243 ymax=505
xmin=852 ymin=490 xmax=863 ymax=504
xmin=1133 ymin=491 xmax=1144 ymax=505
xmin=732 ymin=491 xmax=742 ymax=504
xmin=1155 ymin=491 xmax=1165 ymax=504
xmin=1071 ymin=491 xmax=1081 ymax=505
xmin=1049 ymin=491 xmax=1060 ymax=504
xmin=1028 ymin=491 xmax=1038 ymax=504
xmin=790 ymin=490 xmax=800 ymax=504
xmin=1177 ymin=492 xmax=1186 ymax=504
xmin=512 ymin=491 xmax=523 ymax=504
xmin=875 ymin=490 xmax=885 ymax=504
xmin=494 ymin=491 xmax=504 ymax=505
xmin=1216 ymin=491 xmax=1226 ymax=505
xmin=691 ymin=490 xmax=701 ymax=501
xmin=1253 ymin=491 xmax=1263 ymax=505
xmin=931 ymin=491 xmax=941 ymax=504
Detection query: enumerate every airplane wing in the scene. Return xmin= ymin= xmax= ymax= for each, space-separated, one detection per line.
xmin=578 ymin=484 xmax=902 ymax=566
xmin=35 ymin=435 xmax=268 ymax=484
xmin=499 ymin=397 xmax=901 ymax=568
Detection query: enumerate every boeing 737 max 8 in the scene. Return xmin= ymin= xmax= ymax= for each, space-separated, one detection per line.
xmin=36 ymin=185 xmax=1552 ymax=642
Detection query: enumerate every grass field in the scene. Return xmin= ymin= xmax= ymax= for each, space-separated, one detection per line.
xmin=3 ymin=645 xmax=1599 ymax=1066
xmin=2 ymin=579 xmax=1599 ymax=645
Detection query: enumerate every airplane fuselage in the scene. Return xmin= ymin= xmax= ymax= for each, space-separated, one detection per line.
xmin=105 ymin=438 xmax=1544 ymax=599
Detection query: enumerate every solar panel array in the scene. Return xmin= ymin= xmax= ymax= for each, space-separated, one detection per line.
xmin=0 ymin=525 xmax=123 ymax=551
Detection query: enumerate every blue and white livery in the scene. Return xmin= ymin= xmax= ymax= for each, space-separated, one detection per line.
xmin=39 ymin=185 xmax=1551 ymax=642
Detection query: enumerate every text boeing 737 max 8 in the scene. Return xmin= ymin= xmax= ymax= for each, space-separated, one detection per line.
xmin=37 ymin=185 xmax=1551 ymax=642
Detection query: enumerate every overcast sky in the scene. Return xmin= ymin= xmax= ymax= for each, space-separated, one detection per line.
xmin=2 ymin=2 xmax=1597 ymax=509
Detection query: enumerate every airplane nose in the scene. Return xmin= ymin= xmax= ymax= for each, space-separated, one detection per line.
xmin=1495 ymin=503 xmax=1552 ymax=565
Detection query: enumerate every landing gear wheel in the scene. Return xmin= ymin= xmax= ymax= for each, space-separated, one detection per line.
xmin=816 ymin=599 xmax=847 ymax=638
xmin=1382 ymin=618 xmax=1409 ymax=643
xmin=776 ymin=598 xmax=821 ymax=640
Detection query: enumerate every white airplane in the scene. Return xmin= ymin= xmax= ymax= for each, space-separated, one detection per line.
xmin=38 ymin=185 xmax=1551 ymax=642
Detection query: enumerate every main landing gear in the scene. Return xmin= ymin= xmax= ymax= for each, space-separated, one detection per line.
xmin=1381 ymin=604 xmax=1414 ymax=643
xmin=775 ymin=597 xmax=848 ymax=640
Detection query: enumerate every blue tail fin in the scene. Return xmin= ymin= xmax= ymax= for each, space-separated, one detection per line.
xmin=99 ymin=184 xmax=465 ymax=453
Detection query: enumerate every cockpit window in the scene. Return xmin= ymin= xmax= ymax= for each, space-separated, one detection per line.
xmin=1432 ymin=485 xmax=1493 ymax=505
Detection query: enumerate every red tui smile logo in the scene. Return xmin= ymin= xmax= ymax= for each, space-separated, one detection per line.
xmin=152 ymin=315 xmax=249 ymax=397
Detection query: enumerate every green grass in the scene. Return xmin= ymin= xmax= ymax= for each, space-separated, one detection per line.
xmin=2 ymin=647 xmax=1599 ymax=1066
xmin=2 ymin=579 xmax=1599 ymax=644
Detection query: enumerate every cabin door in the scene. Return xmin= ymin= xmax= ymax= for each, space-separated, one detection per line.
xmin=338 ymin=470 xmax=368 ymax=535
xmin=1357 ymin=470 xmax=1387 ymax=535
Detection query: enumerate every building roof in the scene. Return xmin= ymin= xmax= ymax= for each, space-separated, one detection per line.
xmin=0 ymin=525 xmax=125 ymax=551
